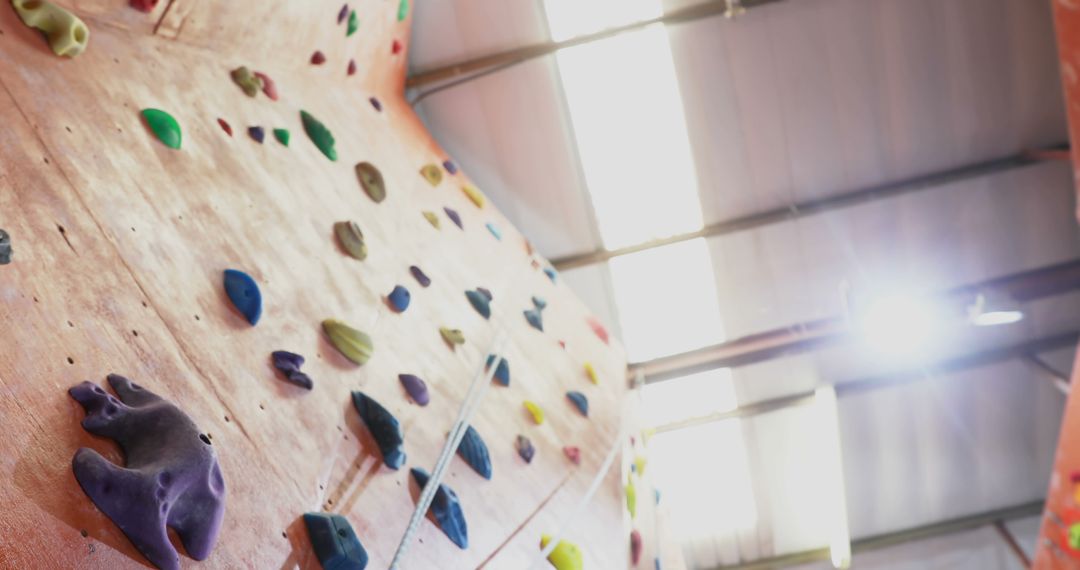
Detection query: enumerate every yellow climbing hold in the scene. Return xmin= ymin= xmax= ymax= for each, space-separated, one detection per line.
xmin=12 ymin=0 xmax=89 ymax=57
xmin=322 ymin=319 xmax=374 ymax=365
xmin=422 ymin=211 xmax=441 ymax=229
xmin=524 ymin=401 xmax=544 ymax=425
xmin=461 ymin=184 xmax=484 ymax=208
xmin=584 ymin=362 xmax=598 ymax=385
xmin=420 ymin=164 xmax=443 ymax=187
xmin=541 ymin=534 xmax=583 ymax=570
xmin=626 ymin=475 xmax=637 ymax=519
xmin=634 ymin=455 xmax=647 ymax=477
xmin=440 ymin=327 xmax=465 ymax=346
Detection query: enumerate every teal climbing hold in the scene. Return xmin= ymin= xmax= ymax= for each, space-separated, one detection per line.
xmin=466 ymin=289 xmax=491 ymax=319
xmin=566 ymin=391 xmax=588 ymax=417
xmin=397 ymin=0 xmax=408 ymax=21
xmin=486 ymin=222 xmax=502 ymax=240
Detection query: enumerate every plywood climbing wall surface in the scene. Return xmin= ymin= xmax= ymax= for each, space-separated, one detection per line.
xmin=0 ymin=0 xmax=629 ymax=568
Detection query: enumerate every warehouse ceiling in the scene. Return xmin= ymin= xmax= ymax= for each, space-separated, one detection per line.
xmin=408 ymin=0 xmax=1080 ymax=567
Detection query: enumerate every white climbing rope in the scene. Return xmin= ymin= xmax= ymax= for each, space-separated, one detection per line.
xmin=525 ymin=393 xmax=631 ymax=570
xmin=389 ymin=333 xmax=509 ymax=569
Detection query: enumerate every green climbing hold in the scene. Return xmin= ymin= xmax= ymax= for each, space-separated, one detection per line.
xmin=334 ymin=221 xmax=367 ymax=261
xmin=230 ymin=66 xmax=263 ymax=98
xmin=397 ymin=0 xmax=408 ymax=21
xmin=141 ymin=109 xmax=181 ymax=150
xmin=541 ymin=535 xmax=584 ymax=570
xmin=273 ymin=128 xmax=290 ymax=147
xmin=347 ymin=9 xmax=358 ymax=36
xmin=355 ymin=162 xmax=386 ymax=203
xmin=626 ymin=475 xmax=637 ymax=519
xmin=322 ymin=319 xmax=373 ymax=365
xmin=300 ymin=110 xmax=337 ymax=161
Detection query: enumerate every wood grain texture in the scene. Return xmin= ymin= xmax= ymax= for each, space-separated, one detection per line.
xmin=0 ymin=1 xmax=629 ymax=568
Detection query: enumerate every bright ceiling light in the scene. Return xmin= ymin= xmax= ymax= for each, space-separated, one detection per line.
xmin=856 ymin=292 xmax=943 ymax=356
xmin=967 ymin=292 xmax=1024 ymax=327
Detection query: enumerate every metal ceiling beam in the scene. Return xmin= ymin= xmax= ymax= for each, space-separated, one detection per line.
xmin=711 ymin=500 xmax=1045 ymax=570
xmin=406 ymin=0 xmax=785 ymax=90
xmin=635 ymin=259 xmax=1080 ymax=383
xmin=553 ymin=149 xmax=1065 ymax=271
xmin=653 ymin=330 xmax=1079 ymax=433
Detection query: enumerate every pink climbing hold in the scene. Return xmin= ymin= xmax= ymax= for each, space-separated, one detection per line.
xmin=253 ymin=71 xmax=278 ymax=101
xmin=631 ymin=530 xmax=643 ymax=565
xmin=563 ymin=446 xmax=581 ymax=465
xmin=347 ymin=59 xmax=357 ymax=76
xmin=392 ymin=39 xmax=402 ymax=54
xmin=587 ymin=316 xmax=610 ymax=345
xmin=311 ymin=51 xmax=327 ymax=65
xmin=217 ymin=118 xmax=233 ymax=137
xmin=130 ymin=0 xmax=158 ymax=12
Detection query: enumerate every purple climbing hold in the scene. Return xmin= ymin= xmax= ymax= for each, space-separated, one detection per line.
xmin=524 ymin=308 xmax=543 ymax=332
xmin=337 ymin=3 xmax=349 ymax=24
xmin=409 ymin=265 xmax=431 ymax=287
xmin=465 ymin=289 xmax=490 ymax=319
xmin=485 ymin=354 xmax=509 ymax=387
xmin=369 ymin=97 xmax=382 ymax=112
xmin=352 ymin=391 xmax=406 ymax=470
xmin=410 ymin=467 xmax=468 ymax=549
xmin=566 ymin=391 xmax=589 ymax=417
xmin=443 ymin=159 xmax=458 ymax=175
xmin=248 ymin=126 xmax=265 ymax=143
xmin=398 ymin=374 xmax=429 ymax=406
xmin=271 ymin=350 xmax=313 ymax=390
xmin=477 ymin=287 xmax=493 ymax=301
xmin=388 ymin=285 xmax=411 ymax=312
xmin=516 ymin=435 xmax=536 ymax=464
xmin=456 ymin=425 xmax=492 ymax=480
xmin=69 ymin=374 xmax=225 ymax=570
xmin=444 ymin=207 xmax=463 ymax=230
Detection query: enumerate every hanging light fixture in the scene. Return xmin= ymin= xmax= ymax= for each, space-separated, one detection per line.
xmin=967 ymin=291 xmax=1024 ymax=327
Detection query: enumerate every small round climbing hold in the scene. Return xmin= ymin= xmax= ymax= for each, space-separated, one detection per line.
xmin=465 ymin=290 xmax=490 ymax=319
xmin=347 ymin=59 xmax=357 ymax=76
xmin=333 ymin=220 xmax=367 ymax=261
xmin=217 ymin=118 xmax=233 ymax=137
xmin=311 ymin=51 xmax=326 ymax=65
xmin=409 ymin=266 xmax=431 ymax=287
xmin=248 ymin=126 xmax=265 ymax=144
xmin=300 ymin=110 xmax=337 ymax=161
xmin=420 ymin=164 xmax=443 ymax=187
xmin=523 ymin=401 xmax=544 ymax=425
xmin=253 ymin=71 xmax=278 ymax=101
xmin=516 ymin=435 xmax=536 ymax=463
xmin=422 ymin=211 xmax=441 ymax=229
xmin=443 ymin=159 xmax=458 ymax=175
xmin=223 ymin=269 xmax=262 ymax=325
xmin=440 ymin=327 xmax=465 ymax=347
xmin=355 ymin=162 xmax=386 ymax=203
xmin=566 ymin=391 xmax=588 ymax=417
xmin=398 ymin=374 xmax=429 ymax=406
xmin=273 ymin=128 xmax=290 ymax=147
xmin=461 ymin=185 xmax=484 ymax=208
xmin=388 ymin=285 xmax=411 ymax=312
xmin=322 ymin=319 xmax=374 ymax=365
xmin=563 ymin=446 xmax=581 ymax=465
xmin=444 ymin=207 xmax=463 ymax=230
xmin=369 ymin=97 xmax=382 ymax=112
xmin=141 ymin=109 xmax=181 ymax=150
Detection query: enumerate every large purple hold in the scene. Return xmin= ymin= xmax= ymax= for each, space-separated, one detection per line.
xmin=271 ymin=350 xmax=313 ymax=390
xmin=69 ymin=374 xmax=225 ymax=570
xmin=398 ymin=374 xmax=430 ymax=406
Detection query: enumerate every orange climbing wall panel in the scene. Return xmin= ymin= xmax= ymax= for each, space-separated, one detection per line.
xmin=0 ymin=1 xmax=629 ymax=568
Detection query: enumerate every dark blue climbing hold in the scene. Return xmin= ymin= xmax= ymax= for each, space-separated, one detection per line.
xmin=566 ymin=391 xmax=589 ymax=417
xmin=410 ymin=467 xmax=468 ymax=549
xmin=516 ymin=434 xmax=535 ymax=464
xmin=409 ymin=265 xmax=431 ymax=287
xmin=443 ymin=159 xmax=458 ymax=175
xmin=303 ymin=512 xmax=369 ymax=570
xmin=456 ymin=425 xmax=492 ymax=480
xmin=0 ymin=229 xmax=11 ymax=264
xmin=486 ymin=222 xmax=502 ymax=240
xmin=486 ymin=354 xmax=509 ymax=387
xmin=369 ymin=97 xmax=382 ymax=112
xmin=398 ymin=374 xmax=429 ymax=406
xmin=532 ymin=296 xmax=546 ymax=310
xmin=248 ymin=126 xmax=265 ymax=144
xmin=524 ymin=309 xmax=543 ymax=332
xmin=271 ymin=350 xmax=313 ymax=390
xmin=388 ymin=285 xmax=411 ymax=312
xmin=444 ymin=207 xmax=463 ymax=230
xmin=223 ymin=269 xmax=262 ymax=325
xmin=543 ymin=267 xmax=557 ymax=282
xmin=477 ymin=287 xmax=493 ymax=301
xmin=351 ymin=391 xmax=406 ymax=469
xmin=465 ymin=290 xmax=490 ymax=319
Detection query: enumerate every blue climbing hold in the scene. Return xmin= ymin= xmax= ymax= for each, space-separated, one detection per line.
xmin=410 ymin=265 xmax=431 ymax=287
xmin=466 ymin=289 xmax=491 ymax=319
xmin=444 ymin=207 xmax=463 ymax=230
xmin=248 ymin=126 xmax=265 ymax=144
xmin=303 ymin=512 xmax=369 ymax=570
xmin=410 ymin=467 xmax=468 ymax=549
xmin=532 ymin=296 xmax=547 ymax=310
xmin=351 ymin=391 xmax=406 ymax=469
xmin=223 ymin=269 xmax=262 ymax=325
xmin=486 ymin=354 xmax=510 ymax=386
xmin=524 ymin=309 xmax=543 ymax=332
xmin=388 ymin=285 xmax=411 ymax=312
xmin=566 ymin=391 xmax=589 ymax=417
xmin=456 ymin=425 xmax=492 ymax=480
xmin=443 ymin=159 xmax=458 ymax=175
xmin=655 ymin=488 xmax=661 ymax=504
xmin=486 ymin=222 xmax=502 ymax=240
xmin=543 ymin=267 xmax=557 ymax=282
xmin=516 ymin=434 xmax=536 ymax=464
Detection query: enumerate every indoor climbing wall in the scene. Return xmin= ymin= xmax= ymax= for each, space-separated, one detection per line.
xmin=0 ymin=1 xmax=630 ymax=568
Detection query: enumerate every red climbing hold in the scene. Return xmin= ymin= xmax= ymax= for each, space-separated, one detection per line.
xmin=392 ymin=40 xmax=402 ymax=54
xmin=311 ymin=51 xmax=326 ymax=65
xmin=347 ymin=59 xmax=357 ymax=76
xmin=587 ymin=316 xmax=610 ymax=345
xmin=217 ymin=118 xmax=233 ymax=137
xmin=253 ymin=71 xmax=278 ymax=101
xmin=130 ymin=0 xmax=158 ymax=12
